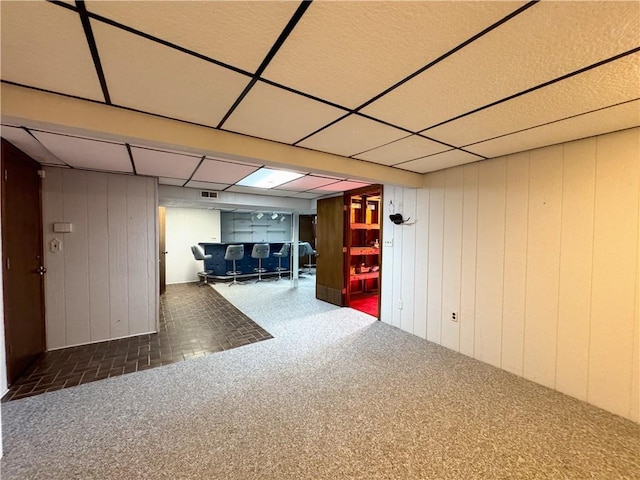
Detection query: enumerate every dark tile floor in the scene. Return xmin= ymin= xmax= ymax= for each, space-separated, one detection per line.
xmin=2 ymin=283 xmax=272 ymax=402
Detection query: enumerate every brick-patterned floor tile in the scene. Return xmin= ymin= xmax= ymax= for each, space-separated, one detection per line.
xmin=2 ymin=283 xmax=272 ymax=402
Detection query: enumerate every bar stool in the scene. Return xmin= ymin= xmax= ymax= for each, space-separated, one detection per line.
xmin=299 ymin=242 xmax=317 ymax=275
xmin=251 ymin=243 xmax=270 ymax=282
xmin=190 ymin=245 xmax=212 ymax=286
xmin=224 ymin=244 xmax=245 ymax=286
xmin=272 ymin=243 xmax=290 ymax=280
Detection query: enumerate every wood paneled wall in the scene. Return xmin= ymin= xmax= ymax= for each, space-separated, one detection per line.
xmin=381 ymin=128 xmax=640 ymax=422
xmin=42 ymin=168 xmax=158 ymax=350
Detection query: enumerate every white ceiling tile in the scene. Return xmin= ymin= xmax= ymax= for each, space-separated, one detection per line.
xmin=223 ymin=82 xmax=346 ymax=144
xmin=397 ymin=150 xmax=483 ymax=174
xmin=31 ymin=131 xmax=132 ymax=173
xmin=158 ymin=177 xmax=185 ymax=186
xmin=131 ymin=147 xmax=200 ymax=179
xmin=226 ymin=185 xmax=294 ymax=197
xmin=424 ymin=53 xmax=640 ymax=146
xmin=192 ymin=159 xmax=259 ymax=184
xmin=313 ymin=180 xmax=371 ymax=193
xmin=263 ymin=1 xmax=524 ymax=108
xmin=298 ymin=115 xmax=407 ymax=157
xmin=466 ymin=101 xmax=640 ymax=159
xmin=0 ymin=126 xmax=68 ymax=166
xmin=354 ymin=134 xmax=449 ymax=166
xmin=290 ymin=192 xmax=326 ymax=199
xmin=363 ymin=1 xmax=640 ymax=131
xmin=91 ymin=20 xmax=250 ymax=127
xmin=0 ymin=1 xmax=104 ymax=100
xmin=86 ymin=1 xmax=298 ymax=72
xmin=184 ymin=181 xmax=231 ymax=191
xmin=275 ymin=175 xmax=341 ymax=191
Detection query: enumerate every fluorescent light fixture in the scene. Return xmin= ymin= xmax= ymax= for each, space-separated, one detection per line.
xmin=237 ymin=168 xmax=303 ymax=189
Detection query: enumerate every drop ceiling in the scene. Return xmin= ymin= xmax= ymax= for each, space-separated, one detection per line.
xmin=1 ymin=0 xmax=638 ymax=200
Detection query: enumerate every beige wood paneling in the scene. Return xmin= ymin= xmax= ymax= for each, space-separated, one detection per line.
xmin=474 ymin=158 xmax=506 ymax=367
xmin=588 ymin=128 xmax=639 ymax=418
xmin=501 ymin=152 xmax=530 ymax=376
xmin=555 ymin=138 xmax=596 ymax=401
xmin=86 ymin=173 xmax=111 ymax=342
xmin=400 ymin=188 xmax=417 ymax=334
xmin=523 ymin=145 xmax=563 ymax=388
xmin=426 ymin=171 xmax=445 ymax=343
xmin=441 ymin=167 xmax=463 ymax=351
xmin=459 ymin=163 xmax=479 ymax=358
xmin=413 ymin=187 xmax=430 ymax=339
xmin=62 ymin=170 xmax=91 ymax=346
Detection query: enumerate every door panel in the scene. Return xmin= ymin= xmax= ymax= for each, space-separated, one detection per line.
xmin=316 ymin=195 xmax=346 ymax=306
xmin=1 ymin=139 xmax=46 ymax=385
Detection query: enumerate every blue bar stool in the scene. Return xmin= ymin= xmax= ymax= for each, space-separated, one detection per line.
xmin=224 ymin=244 xmax=245 ymax=286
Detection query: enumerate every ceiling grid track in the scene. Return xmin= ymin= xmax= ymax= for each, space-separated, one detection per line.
xmin=217 ymin=0 xmax=314 ymax=129
xmin=75 ymin=0 xmax=111 ymax=104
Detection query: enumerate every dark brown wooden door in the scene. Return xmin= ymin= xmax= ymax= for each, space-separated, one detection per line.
xmin=159 ymin=206 xmax=167 ymax=295
xmin=315 ymin=195 xmax=346 ymax=306
xmin=1 ymin=139 xmax=46 ymax=385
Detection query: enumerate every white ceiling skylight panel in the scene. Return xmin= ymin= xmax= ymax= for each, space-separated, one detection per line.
xmin=237 ymin=168 xmax=304 ymax=189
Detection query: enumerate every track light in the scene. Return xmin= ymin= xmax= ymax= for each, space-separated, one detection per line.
xmin=271 ymin=213 xmax=279 ymax=220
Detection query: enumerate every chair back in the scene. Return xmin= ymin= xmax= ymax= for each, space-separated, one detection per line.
xmin=224 ymin=244 xmax=244 ymax=261
xmin=278 ymin=243 xmax=290 ymax=256
xmin=252 ymin=243 xmax=270 ymax=259
xmin=191 ymin=245 xmax=206 ymax=260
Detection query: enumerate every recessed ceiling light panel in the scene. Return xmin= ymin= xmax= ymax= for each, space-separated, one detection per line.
xmin=237 ymin=168 xmax=304 ymax=189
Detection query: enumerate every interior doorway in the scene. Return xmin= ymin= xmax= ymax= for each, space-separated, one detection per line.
xmin=159 ymin=206 xmax=167 ymax=295
xmin=1 ymin=139 xmax=46 ymax=385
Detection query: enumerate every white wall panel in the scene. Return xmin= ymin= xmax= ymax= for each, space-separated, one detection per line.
xmin=86 ymin=173 xmax=110 ymax=342
xmin=588 ymin=129 xmax=639 ymax=418
xmin=459 ymin=163 xmax=479 ymax=357
xmin=127 ymin=177 xmax=150 ymax=335
xmin=474 ymin=158 xmax=506 ymax=367
xmin=501 ymin=152 xmax=529 ymax=376
xmin=426 ymin=171 xmax=445 ymax=343
xmin=390 ymin=187 xmax=404 ymax=329
xmin=523 ymin=145 xmax=563 ymax=388
xmin=147 ymin=180 xmax=159 ymax=333
xmin=43 ymin=167 xmax=66 ymax=348
xmin=62 ymin=170 xmax=91 ymax=346
xmin=165 ymin=207 xmax=221 ymax=284
xmin=413 ymin=186 xmax=429 ymax=339
xmin=441 ymin=167 xmax=463 ymax=351
xmin=43 ymin=168 xmax=157 ymax=349
xmin=380 ymin=186 xmax=395 ymax=326
xmin=107 ymin=175 xmax=130 ymax=339
xmin=555 ymin=138 xmax=596 ymax=401
xmin=400 ymin=188 xmax=417 ymax=334
xmin=380 ymin=128 xmax=640 ymax=422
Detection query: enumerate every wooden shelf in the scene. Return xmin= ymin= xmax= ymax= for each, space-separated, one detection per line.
xmin=351 ymin=223 xmax=380 ymax=230
xmin=350 ymin=272 xmax=379 ymax=281
xmin=350 ymin=246 xmax=380 ymax=255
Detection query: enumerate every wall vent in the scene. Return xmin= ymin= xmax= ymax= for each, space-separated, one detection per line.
xmin=200 ymin=190 xmax=219 ymax=200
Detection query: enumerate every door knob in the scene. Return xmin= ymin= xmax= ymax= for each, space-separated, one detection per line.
xmin=36 ymin=265 xmax=47 ymax=275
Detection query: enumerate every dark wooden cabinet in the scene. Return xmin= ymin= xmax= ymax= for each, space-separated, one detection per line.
xmin=347 ymin=190 xmax=381 ymax=301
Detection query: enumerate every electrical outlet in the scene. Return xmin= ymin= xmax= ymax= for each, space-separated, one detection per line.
xmin=451 ymin=311 xmax=458 ymax=322
xmin=383 ymin=239 xmax=393 ymax=247
xmin=398 ymin=299 xmax=403 ymax=310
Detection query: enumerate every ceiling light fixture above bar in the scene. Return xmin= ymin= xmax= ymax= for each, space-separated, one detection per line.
xmin=237 ymin=167 xmax=304 ymax=189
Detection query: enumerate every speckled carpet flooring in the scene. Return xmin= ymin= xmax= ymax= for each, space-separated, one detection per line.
xmin=1 ymin=276 xmax=638 ymax=479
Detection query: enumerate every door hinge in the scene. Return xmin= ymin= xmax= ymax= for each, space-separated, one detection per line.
xmin=5 ymin=257 xmax=10 ymax=270
xmin=4 ymin=169 xmax=7 ymax=181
